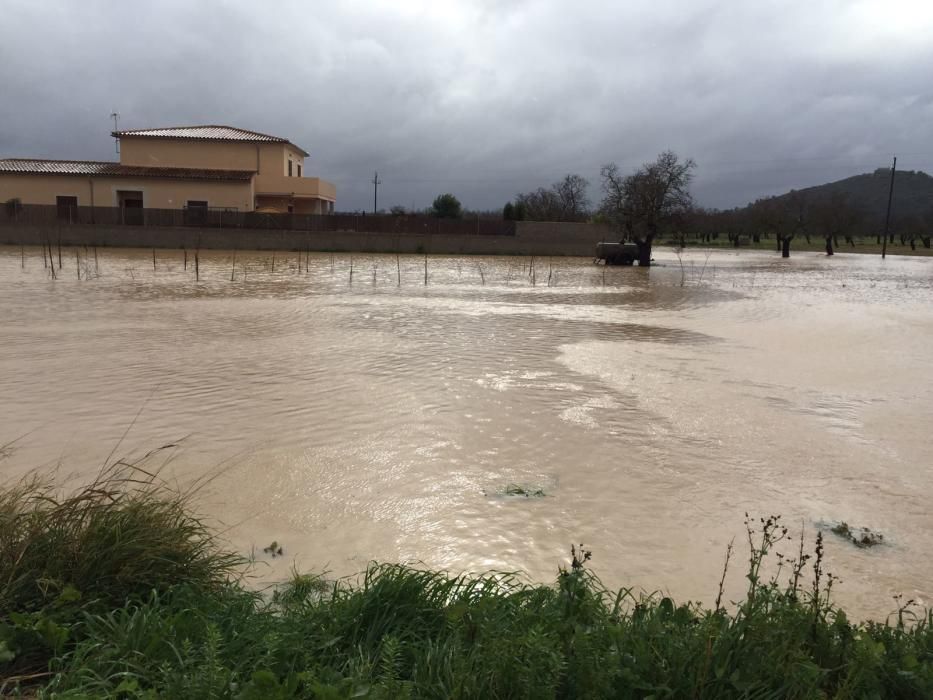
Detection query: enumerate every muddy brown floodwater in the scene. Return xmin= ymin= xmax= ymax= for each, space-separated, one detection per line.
xmin=1 ymin=245 xmax=931 ymax=619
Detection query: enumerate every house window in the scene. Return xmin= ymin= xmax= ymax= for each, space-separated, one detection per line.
xmin=297 ymin=164 xmax=302 ymax=177
xmin=288 ymin=160 xmax=293 ymax=177
xmin=56 ymin=195 xmax=78 ymax=220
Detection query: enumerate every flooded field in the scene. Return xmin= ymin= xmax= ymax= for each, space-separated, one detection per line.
xmin=1 ymin=245 xmax=931 ymax=619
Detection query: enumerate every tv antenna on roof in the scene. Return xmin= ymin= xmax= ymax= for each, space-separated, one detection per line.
xmin=110 ymin=111 xmax=120 ymax=154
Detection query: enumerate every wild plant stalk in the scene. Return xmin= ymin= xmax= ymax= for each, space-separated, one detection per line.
xmin=673 ymin=246 xmax=686 ymax=287
xmin=696 ymin=252 xmax=712 ymax=285
xmin=271 ymin=253 xmax=276 ymax=274
xmin=477 ymin=263 xmax=485 ymax=285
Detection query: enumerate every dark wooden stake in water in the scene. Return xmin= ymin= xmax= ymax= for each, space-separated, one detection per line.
xmin=21 ymin=245 xmax=25 ymax=269
xmin=349 ymin=255 xmax=354 ymax=284
xmin=195 ymin=250 xmax=200 ymax=281
xmin=94 ymin=247 xmax=99 ymax=274
xmin=271 ymin=254 xmax=276 ymax=274
xmin=396 ymin=255 xmax=401 ymax=286
xmin=75 ymin=250 xmax=80 ymax=280
xmin=152 ymin=248 xmax=156 ymax=271
xmin=881 ymin=156 xmax=896 ymax=260
xmin=47 ymin=241 xmax=56 ymax=279
xmin=57 ymin=234 xmax=62 ymax=270
xmin=183 ymin=248 xmax=188 ymax=270
xmin=230 ymin=250 xmax=237 ymax=281
xmin=424 ymin=255 xmax=428 ymax=285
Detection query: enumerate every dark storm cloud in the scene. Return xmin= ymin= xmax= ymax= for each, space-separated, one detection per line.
xmin=2 ymin=0 xmax=932 ymax=211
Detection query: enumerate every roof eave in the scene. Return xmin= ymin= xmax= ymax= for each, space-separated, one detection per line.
xmin=111 ymin=131 xmax=310 ymax=157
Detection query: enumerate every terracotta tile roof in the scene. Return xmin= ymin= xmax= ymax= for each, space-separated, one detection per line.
xmin=112 ymin=125 xmax=309 ymax=156
xmin=0 ymin=158 xmax=255 ymax=181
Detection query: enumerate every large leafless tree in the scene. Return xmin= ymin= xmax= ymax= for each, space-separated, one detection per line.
xmin=600 ymin=151 xmax=696 ymax=266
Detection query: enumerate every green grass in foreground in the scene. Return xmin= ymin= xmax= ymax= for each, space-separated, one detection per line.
xmin=1 ymin=466 xmax=931 ymax=699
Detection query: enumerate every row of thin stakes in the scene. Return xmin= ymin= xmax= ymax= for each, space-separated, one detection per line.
xmin=25 ymin=244 xmax=579 ymax=287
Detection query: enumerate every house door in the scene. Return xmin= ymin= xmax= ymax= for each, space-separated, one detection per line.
xmin=117 ymin=190 xmax=144 ymax=225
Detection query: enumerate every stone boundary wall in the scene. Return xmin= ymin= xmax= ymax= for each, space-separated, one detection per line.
xmin=0 ymin=221 xmax=614 ymax=257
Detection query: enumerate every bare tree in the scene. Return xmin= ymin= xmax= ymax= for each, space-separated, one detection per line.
xmin=779 ymin=190 xmax=809 ymax=257
xmin=600 ymin=151 xmax=696 ymax=266
xmin=812 ymin=193 xmax=863 ymax=255
xmin=512 ymin=173 xmax=590 ymax=222
xmin=553 ymin=174 xmax=590 ymax=221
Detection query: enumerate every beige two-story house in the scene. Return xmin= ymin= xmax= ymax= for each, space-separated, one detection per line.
xmin=0 ymin=125 xmax=336 ymax=215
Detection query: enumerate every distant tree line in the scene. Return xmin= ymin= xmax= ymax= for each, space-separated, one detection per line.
xmin=376 ymin=158 xmax=932 ymax=262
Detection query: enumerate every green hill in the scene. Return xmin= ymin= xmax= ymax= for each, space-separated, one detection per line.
xmin=769 ymin=168 xmax=933 ymax=224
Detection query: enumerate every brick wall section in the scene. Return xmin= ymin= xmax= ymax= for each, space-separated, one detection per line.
xmin=0 ymin=221 xmax=616 ymax=257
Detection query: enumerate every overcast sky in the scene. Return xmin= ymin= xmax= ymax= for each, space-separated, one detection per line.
xmin=2 ymin=0 xmax=932 ymax=212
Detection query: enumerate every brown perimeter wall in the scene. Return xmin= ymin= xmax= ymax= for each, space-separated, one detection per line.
xmin=0 ymin=221 xmax=614 ymax=257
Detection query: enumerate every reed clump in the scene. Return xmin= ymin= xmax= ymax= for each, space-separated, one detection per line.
xmin=1 ymin=475 xmax=930 ymax=698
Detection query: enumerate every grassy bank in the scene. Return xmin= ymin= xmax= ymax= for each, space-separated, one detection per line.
xmin=661 ymin=237 xmax=933 ymax=257
xmin=1 ymin=467 xmax=931 ymax=698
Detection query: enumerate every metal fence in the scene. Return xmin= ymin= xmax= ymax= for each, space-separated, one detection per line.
xmin=0 ymin=204 xmax=516 ymax=236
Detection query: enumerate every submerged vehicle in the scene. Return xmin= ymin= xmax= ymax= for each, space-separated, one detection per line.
xmin=595 ymin=241 xmax=639 ymax=265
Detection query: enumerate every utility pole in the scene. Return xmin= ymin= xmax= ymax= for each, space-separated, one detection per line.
xmin=110 ymin=110 xmax=120 ymax=154
xmin=372 ymin=171 xmax=382 ymax=214
xmin=881 ymin=156 xmax=896 ymax=260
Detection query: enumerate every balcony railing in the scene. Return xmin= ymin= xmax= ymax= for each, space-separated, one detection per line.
xmin=0 ymin=204 xmax=517 ymax=236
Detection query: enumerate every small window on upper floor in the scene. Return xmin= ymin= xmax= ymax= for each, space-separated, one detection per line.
xmin=297 ymin=164 xmax=302 ymax=177
xmin=288 ymin=160 xmax=293 ymax=177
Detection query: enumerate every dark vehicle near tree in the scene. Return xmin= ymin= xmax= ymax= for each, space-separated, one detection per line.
xmin=595 ymin=241 xmax=639 ymax=265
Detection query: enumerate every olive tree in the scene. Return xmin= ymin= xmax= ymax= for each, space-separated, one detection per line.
xmin=431 ymin=193 xmax=462 ymax=219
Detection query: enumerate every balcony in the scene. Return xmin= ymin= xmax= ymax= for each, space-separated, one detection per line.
xmin=254 ymin=174 xmax=336 ymax=202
